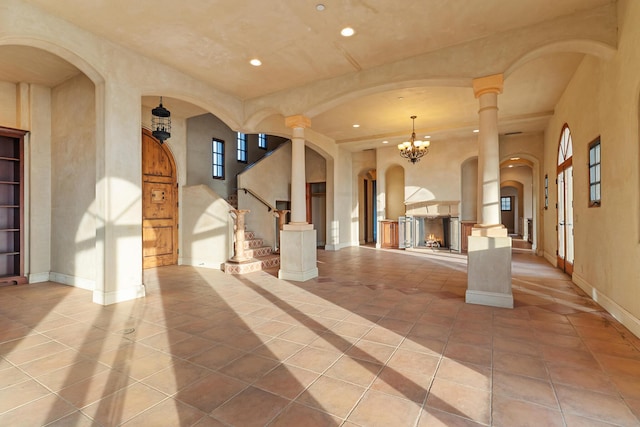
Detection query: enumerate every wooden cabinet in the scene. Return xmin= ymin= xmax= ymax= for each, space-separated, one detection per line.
xmin=380 ymin=220 xmax=399 ymax=249
xmin=0 ymin=127 xmax=26 ymax=284
xmin=460 ymin=221 xmax=475 ymax=253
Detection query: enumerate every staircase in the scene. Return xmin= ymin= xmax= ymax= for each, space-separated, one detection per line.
xmin=223 ymin=230 xmax=280 ymax=274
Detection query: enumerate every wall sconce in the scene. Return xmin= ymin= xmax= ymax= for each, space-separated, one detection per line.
xmin=152 ymin=96 xmax=171 ymax=143
xmin=544 ymin=174 xmax=549 ymax=209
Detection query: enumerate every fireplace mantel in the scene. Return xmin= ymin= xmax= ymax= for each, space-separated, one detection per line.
xmin=404 ymin=200 xmax=459 ymax=217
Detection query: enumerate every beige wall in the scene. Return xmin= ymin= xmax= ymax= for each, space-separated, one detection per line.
xmin=543 ymin=0 xmax=640 ymax=334
xmin=50 ymin=74 xmax=96 ymax=287
xmin=28 ymin=84 xmax=52 ymax=280
xmin=0 ymin=82 xmax=16 ymax=128
xmin=181 ymin=185 xmax=232 ymax=269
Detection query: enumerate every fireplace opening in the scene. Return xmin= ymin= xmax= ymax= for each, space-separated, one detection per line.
xmin=414 ymin=216 xmax=451 ymax=249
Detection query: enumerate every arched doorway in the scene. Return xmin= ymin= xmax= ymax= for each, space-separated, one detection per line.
xmin=142 ymin=128 xmax=178 ymax=268
xmin=557 ymin=125 xmax=574 ymax=274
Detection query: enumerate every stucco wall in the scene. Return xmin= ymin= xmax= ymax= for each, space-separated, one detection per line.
xmin=28 ymin=84 xmax=53 ymax=280
xmin=187 ymin=114 xmax=237 ymax=198
xmin=181 ymin=185 xmax=232 ymax=269
xmin=543 ymin=0 xmax=640 ymax=333
xmin=0 ymin=82 xmax=16 ymax=128
xmin=50 ymin=74 xmax=96 ymax=286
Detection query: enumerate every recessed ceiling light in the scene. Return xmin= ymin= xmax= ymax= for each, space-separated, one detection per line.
xmin=382 ymin=140 xmax=388 ymax=144
xmin=352 ymin=124 xmax=360 ymax=128
xmin=424 ymin=135 xmax=431 ymax=139
xmin=508 ymin=165 xmax=514 ymax=168
xmin=473 ymin=129 xmax=479 ymax=133
xmin=250 ymin=58 xmax=262 ymax=66
xmin=341 ymin=27 xmax=355 ymax=37
xmin=316 ymin=4 xmax=325 ymax=11
xmin=510 ymin=157 xmax=520 ymax=160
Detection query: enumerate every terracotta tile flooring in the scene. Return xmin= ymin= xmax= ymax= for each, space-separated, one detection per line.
xmin=1 ymin=246 xmax=640 ymax=426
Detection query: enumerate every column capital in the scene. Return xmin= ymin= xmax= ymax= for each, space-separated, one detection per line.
xmin=285 ymin=115 xmax=311 ymax=129
xmin=472 ymin=74 xmax=504 ymax=98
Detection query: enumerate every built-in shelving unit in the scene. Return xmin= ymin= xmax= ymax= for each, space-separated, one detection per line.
xmin=0 ymin=127 xmax=26 ymax=284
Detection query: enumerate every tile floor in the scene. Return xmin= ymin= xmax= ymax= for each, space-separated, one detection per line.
xmin=1 ymin=246 xmax=640 ymax=426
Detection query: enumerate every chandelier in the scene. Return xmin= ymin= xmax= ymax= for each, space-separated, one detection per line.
xmin=398 ymin=115 xmax=430 ymax=164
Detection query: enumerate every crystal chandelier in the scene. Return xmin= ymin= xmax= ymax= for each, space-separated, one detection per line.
xmin=398 ymin=115 xmax=430 ymax=164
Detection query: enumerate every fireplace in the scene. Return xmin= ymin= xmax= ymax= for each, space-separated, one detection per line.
xmin=399 ymin=215 xmax=460 ymax=251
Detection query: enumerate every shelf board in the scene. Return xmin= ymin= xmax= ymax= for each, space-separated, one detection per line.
xmin=0 ymin=229 xmax=19 ymax=232
xmin=0 ymin=205 xmax=19 ymax=208
xmin=0 ymin=252 xmax=20 ymax=256
xmin=0 ymin=181 xmax=19 ymax=185
xmin=0 ymin=157 xmax=19 ymax=162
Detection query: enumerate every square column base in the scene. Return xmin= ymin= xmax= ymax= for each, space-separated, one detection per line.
xmin=466 ymin=235 xmax=513 ymax=308
xmin=278 ymin=229 xmax=318 ymax=281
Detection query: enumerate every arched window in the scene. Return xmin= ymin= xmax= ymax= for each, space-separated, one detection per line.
xmin=557 ymin=125 xmax=574 ymax=275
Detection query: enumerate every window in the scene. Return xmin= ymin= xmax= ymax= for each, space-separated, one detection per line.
xmin=258 ymin=133 xmax=267 ymax=149
xmin=589 ymin=137 xmax=601 ymax=207
xmin=237 ymin=132 xmax=247 ymax=162
xmin=501 ymin=196 xmax=512 ymax=211
xmin=212 ymin=138 xmax=224 ymax=179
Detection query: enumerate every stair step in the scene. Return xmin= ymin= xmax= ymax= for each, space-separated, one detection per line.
xmin=223 ymin=255 xmax=280 ymax=275
xmin=244 ymin=246 xmax=273 ymax=258
xmin=243 ymin=238 xmax=264 ymax=249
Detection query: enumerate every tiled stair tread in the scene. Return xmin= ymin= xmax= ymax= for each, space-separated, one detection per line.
xmin=224 ymin=255 xmax=280 ymax=274
xmin=244 ymin=246 xmax=273 ymax=258
xmin=224 ymin=230 xmax=279 ymax=275
xmin=243 ymin=238 xmax=264 ymax=249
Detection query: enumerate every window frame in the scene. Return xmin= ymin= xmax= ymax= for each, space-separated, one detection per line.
xmin=500 ymin=196 xmax=512 ymax=211
xmin=588 ymin=136 xmax=601 ymax=207
xmin=237 ymin=132 xmax=248 ymax=163
xmin=212 ymin=138 xmax=225 ymax=179
xmin=258 ymin=133 xmax=267 ymax=150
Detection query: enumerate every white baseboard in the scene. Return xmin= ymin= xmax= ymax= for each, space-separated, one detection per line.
xmin=49 ymin=272 xmax=95 ymax=291
xmin=543 ymin=251 xmax=556 ymax=266
xmin=180 ymin=257 xmax=224 ymax=269
xmin=466 ymin=290 xmax=514 ymax=309
xmin=324 ymin=241 xmax=359 ymax=251
xmin=93 ymin=285 xmax=146 ymax=305
xmin=573 ymin=272 xmax=640 ymax=339
xmin=28 ymin=272 xmax=50 ymax=283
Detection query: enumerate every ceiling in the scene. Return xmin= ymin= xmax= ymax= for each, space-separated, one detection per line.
xmin=4 ymin=0 xmax=615 ymax=151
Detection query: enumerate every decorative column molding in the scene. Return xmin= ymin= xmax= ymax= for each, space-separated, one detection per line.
xmin=473 ymin=74 xmax=504 ymax=230
xmin=272 ymin=209 xmax=290 ymax=253
xmin=285 ymin=114 xmax=312 ymax=229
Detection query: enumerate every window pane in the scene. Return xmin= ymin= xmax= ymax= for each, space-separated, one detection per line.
xmin=212 ymin=139 xmax=224 ymax=179
xmin=237 ymin=132 xmax=247 ymax=162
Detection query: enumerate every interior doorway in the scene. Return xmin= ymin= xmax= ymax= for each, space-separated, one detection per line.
xmin=557 ymin=125 xmax=574 ymax=275
xmin=142 ymin=129 xmax=178 ymax=268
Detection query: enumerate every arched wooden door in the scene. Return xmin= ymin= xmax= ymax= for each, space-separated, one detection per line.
xmin=142 ymin=129 xmax=178 ymax=268
xmin=557 ymin=125 xmax=574 ymax=275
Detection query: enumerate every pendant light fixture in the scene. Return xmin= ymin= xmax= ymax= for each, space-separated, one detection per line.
xmin=151 ymin=96 xmax=171 ymax=143
xmin=398 ymin=115 xmax=430 ymax=164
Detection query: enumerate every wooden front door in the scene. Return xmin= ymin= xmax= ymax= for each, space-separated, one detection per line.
xmin=142 ymin=129 xmax=178 ymax=268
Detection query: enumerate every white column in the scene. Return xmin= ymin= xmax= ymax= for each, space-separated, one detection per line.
xmin=467 ymin=74 xmax=512 ymax=309
xmin=287 ymin=116 xmax=309 ymax=225
xmin=473 ymin=74 xmax=503 ymax=227
xmin=279 ymin=115 xmax=318 ymax=281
